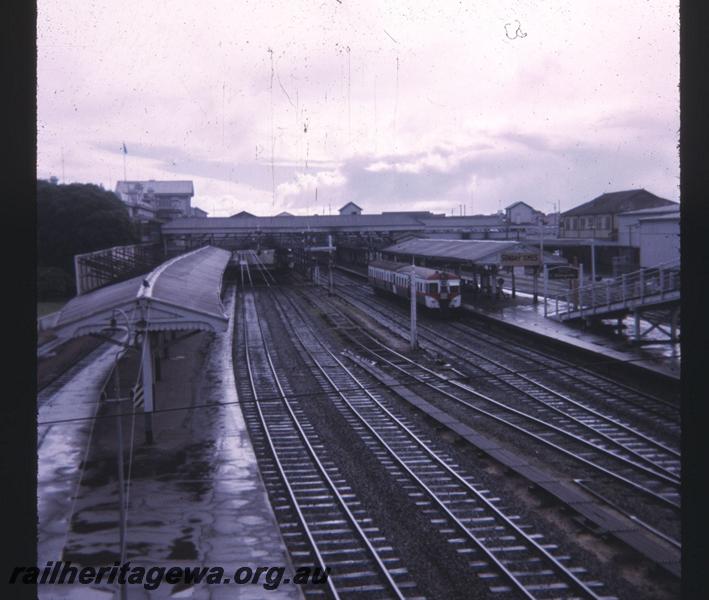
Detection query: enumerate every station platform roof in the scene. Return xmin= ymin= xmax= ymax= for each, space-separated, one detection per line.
xmin=381 ymin=238 xmax=568 ymax=268
xmin=51 ymin=245 xmax=231 ymax=340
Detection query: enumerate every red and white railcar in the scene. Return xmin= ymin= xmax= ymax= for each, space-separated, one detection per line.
xmin=367 ymin=259 xmax=461 ymax=313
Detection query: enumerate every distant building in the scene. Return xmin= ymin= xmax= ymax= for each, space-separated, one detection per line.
xmin=381 ymin=211 xmax=445 ymax=218
xmin=559 ymin=189 xmax=675 ymax=240
xmin=339 ymin=202 xmax=362 ymax=216
xmin=115 ymin=181 xmax=156 ymax=220
xmin=190 ymin=206 xmax=208 ymax=218
xmin=617 ymin=204 xmax=680 ymax=267
xmin=505 ymin=201 xmax=543 ymax=224
xmin=230 ymin=210 xmax=256 ymax=218
xmin=275 ymin=211 xmax=294 ymax=217
xmin=115 ymin=180 xmax=195 ymax=221
xmin=545 ymin=212 xmax=560 ymax=227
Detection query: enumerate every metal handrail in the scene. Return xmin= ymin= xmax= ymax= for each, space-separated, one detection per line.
xmin=546 ymin=259 xmax=680 ymax=320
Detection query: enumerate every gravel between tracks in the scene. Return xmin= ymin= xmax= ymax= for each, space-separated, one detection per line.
xmin=292 ymin=284 xmax=680 ymax=600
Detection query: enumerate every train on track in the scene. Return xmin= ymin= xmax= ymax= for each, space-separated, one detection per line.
xmin=368 ymin=259 xmax=461 ymax=313
xmin=230 ymin=248 xmax=297 ymax=271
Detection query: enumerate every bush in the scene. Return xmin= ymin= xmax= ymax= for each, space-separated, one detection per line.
xmin=37 ymin=179 xmax=137 ymax=275
xmin=37 ymin=266 xmax=75 ymax=300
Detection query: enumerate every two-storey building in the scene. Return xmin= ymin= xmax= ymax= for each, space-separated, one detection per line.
xmin=559 ymin=189 xmax=675 ymax=240
xmin=504 ymin=201 xmax=545 ymax=224
xmin=115 ymin=180 xmax=195 ymax=221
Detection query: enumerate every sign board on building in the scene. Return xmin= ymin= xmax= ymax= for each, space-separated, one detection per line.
xmin=547 ymin=266 xmax=578 ymax=280
xmin=500 ymin=252 xmax=540 ymax=267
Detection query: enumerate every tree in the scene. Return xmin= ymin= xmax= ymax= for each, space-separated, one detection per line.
xmin=37 ymin=180 xmax=138 ymax=297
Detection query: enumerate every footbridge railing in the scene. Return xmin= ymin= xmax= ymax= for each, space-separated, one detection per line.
xmin=545 ymin=259 xmax=681 ymax=321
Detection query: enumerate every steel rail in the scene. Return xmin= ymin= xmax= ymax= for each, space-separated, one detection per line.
xmin=243 ymin=303 xmax=340 ymax=600
xmin=244 ymin=293 xmax=407 ymax=600
xmin=415 ymin=322 xmax=681 ymax=469
xmin=276 ymin=289 xmax=604 ymax=600
xmin=446 ymin=318 xmax=680 ymax=419
xmin=572 ymin=480 xmax=681 ymax=550
xmin=300 ymin=287 xmax=681 ymax=511
xmin=323 ymin=282 xmax=680 ymax=481
xmin=332 ymin=268 xmax=679 ymax=415
xmin=361 ymin=339 xmax=681 ymax=511
xmin=249 ymin=250 xmax=278 ymax=287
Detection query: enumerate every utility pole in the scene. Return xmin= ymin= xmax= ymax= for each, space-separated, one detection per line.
xmin=591 ymin=233 xmax=596 ymax=284
xmin=543 ymin=263 xmax=548 ymax=316
xmin=112 ymin=357 xmax=128 ymax=600
xmin=409 ymin=258 xmax=418 ymax=351
xmin=103 ymin=343 xmax=129 ymax=600
xmin=328 ymin=234 xmax=334 ymax=296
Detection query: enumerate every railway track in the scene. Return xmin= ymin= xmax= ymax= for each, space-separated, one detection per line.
xmin=325 ymin=272 xmax=679 ymax=471
xmin=443 ymin=318 xmax=680 ymax=425
xmin=236 ymin=291 xmax=419 ymax=599
xmin=299 ymin=278 xmax=681 ymax=536
xmin=270 ymin=287 xmax=614 ymax=600
xmin=332 ymin=269 xmax=679 ymax=417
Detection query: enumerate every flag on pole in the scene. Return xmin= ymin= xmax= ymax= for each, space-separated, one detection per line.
xmin=122 ymin=142 xmax=128 ymax=155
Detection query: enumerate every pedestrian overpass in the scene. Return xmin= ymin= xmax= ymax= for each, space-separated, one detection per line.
xmin=544 ymin=259 xmax=680 ymax=343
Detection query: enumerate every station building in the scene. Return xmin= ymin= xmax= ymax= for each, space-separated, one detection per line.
xmin=505 ymin=201 xmax=545 ymax=225
xmin=548 ymin=189 xmax=678 ymax=275
xmin=558 ymin=189 xmax=675 ymax=240
xmin=617 ymin=204 xmax=680 ymax=268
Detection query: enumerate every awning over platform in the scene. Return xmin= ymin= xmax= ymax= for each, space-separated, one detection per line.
xmin=51 ymin=245 xmax=231 ymax=340
xmin=381 ymin=238 xmax=566 ymax=267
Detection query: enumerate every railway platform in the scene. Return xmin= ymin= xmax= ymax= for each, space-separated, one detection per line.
xmin=461 ymin=294 xmax=680 ymax=381
xmin=38 ymin=289 xmax=301 ymax=599
xmin=335 ymin=263 xmax=680 ymax=381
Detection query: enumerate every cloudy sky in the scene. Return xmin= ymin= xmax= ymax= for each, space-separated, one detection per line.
xmin=37 ymin=0 xmax=679 ymax=217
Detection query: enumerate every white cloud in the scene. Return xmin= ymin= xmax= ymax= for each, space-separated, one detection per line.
xmin=37 ymin=0 xmax=679 ymax=214
xmin=276 ymin=169 xmax=347 ymax=211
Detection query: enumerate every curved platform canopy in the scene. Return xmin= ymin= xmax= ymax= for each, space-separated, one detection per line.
xmin=50 ymin=245 xmax=231 ymax=341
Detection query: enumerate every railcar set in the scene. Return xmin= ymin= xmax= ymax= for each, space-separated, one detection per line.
xmin=229 ymin=248 xmax=296 ymax=271
xmin=367 ymin=259 xmax=461 ymax=313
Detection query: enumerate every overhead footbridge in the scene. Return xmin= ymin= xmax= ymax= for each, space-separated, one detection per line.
xmin=545 ymin=259 xmax=680 ymax=343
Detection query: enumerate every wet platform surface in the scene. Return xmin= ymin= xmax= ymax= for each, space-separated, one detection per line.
xmin=38 ymin=289 xmax=301 ymax=599
xmin=462 ymin=293 xmax=680 ymax=379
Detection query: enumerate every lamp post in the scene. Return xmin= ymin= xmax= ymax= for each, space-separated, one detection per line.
xmin=110 ymin=350 xmax=128 ymax=600
xmin=104 ymin=308 xmax=133 ymax=600
xmin=410 ymin=258 xmax=418 ymax=351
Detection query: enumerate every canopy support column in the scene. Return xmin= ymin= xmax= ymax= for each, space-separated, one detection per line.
xmin=141 ymin=332 xmax=155 ymax=444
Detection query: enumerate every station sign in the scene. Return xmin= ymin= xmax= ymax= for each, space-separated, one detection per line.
xmin=500 ymin=252 xmax=540 ymax=267
xmin=547 ymin=266 xmax=578 ymax=280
